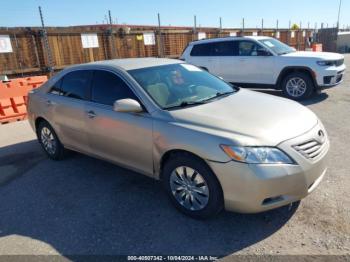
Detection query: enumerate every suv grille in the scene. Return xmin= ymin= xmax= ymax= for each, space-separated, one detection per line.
xmin=335 ymin=59 xmax=344 ymax=67
xmin=293 ymin=137 xmax=327 ymax=160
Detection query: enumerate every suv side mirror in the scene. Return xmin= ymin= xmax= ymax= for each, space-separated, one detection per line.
xmin=257 ymin=49 xmax=272 ymax=56
xmin=113 ymin=99 xmax=143 ymax=113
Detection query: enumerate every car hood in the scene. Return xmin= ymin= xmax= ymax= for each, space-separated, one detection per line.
xmin=282 ymin=51 xmax=343 ymax=60
xmin=169 ymin=89 xmax=318 ymax=146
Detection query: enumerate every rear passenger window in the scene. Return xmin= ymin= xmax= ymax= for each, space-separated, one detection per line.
xmin=91 ymin=70 xmax=138 ymax=106
xmin=190 ymin=41 xmax=237 ymax=56
xmin=61 ymin=70 xmax=92 ymax=100
xmin=212 ymin=41 xmax=237 ymax=56
xmin=190 ymin=43 xmax=212 ymax=56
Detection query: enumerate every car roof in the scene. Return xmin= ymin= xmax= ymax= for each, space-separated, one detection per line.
xmin=69 ymin=58 xmax=183 ymax=71
xmin=189 ymin=36 xmax=272 ymax=45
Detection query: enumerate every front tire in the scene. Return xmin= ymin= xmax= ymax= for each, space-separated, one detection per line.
xmin=37 ymin=121 xmax=65 ymax=160
xmin=162 ymin=154 xmax=224 ymax=219
xmin=281 ymin=72 xmax=315 ymax=101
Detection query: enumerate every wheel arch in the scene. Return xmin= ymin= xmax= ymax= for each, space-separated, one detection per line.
xmin=276 ymin=66 xmax=318 ymax=89
xmin=34 ymin=117 xmax=59 ymax=142
xmin=35 ymin=116 xmax=49 ymax=133
xmin=158 ymin=149 xmax=213 ymax=181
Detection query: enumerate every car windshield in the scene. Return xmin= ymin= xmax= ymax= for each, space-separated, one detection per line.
xmin=259 ymin=38 xmax=295 ymax=55
xmin=128 ymin=63 xmax=237 ymax=110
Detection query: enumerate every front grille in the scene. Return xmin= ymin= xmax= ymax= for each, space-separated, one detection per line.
xmin=335 ymin=59 xmax=344 ymax=67
xmin=293 ymin=138 xmax=327 ymax=160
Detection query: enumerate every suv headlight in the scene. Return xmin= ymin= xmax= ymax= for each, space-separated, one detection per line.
xmin=220 ymin=145 xmax=295 ymax=164
xmin=317 ymin=60 xmax=335 ymax=66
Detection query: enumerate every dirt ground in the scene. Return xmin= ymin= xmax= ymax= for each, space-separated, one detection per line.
xmin=0 ymin=55 xmax=349 ymax=260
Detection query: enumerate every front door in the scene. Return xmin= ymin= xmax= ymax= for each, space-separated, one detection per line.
xmin=85 ymin=70 xmax=153 ymax=176
xmin=235 ymin=40 xmax=275 ymax=84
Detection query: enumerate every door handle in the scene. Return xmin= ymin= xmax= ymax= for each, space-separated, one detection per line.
xmin=86 ymin=110 xmax=96 ymax=119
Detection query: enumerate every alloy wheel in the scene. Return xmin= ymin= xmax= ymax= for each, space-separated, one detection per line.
xmin=286 ymin=77 xmax=307 ymax=98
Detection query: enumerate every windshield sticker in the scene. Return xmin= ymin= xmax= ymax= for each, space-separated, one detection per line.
xmin=180 ymin=64 xmax=202 ymax=71
xmin=264 ymin=41 xmax=275 ymax=48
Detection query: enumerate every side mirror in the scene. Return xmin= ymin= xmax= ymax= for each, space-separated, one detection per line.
xmin=257 ymin=49 xmax=272 ymax=56
xmin=113 ymin=99 xmax=143 ymax=113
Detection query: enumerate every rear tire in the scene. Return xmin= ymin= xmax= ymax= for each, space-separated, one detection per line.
xmin=281 ymin=72 xmax=314 ymax=101
xmin=162 ymin=153 xmax=224 ymax=219
xmin=37 ymin=121 xmax=65 ymax=160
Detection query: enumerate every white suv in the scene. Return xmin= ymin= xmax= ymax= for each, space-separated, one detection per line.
xmin=181 ymin=36 xmax=346 ymax=100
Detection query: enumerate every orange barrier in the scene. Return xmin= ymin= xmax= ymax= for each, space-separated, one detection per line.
xmin=0 ymin=76 xmax=47 ymax=124
xmin=312 ymin=43 xmax=323 ymax=52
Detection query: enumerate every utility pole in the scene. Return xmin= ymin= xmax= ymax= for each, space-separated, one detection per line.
xmin=108 ymin=10 xmax=113 ymax=24
xmin=38 ymin=6 xmax=53 ymax=75
xmin=194 ymin=15 xmax=197 ymax=32
xmin=157 ymin=13 xmax=164 ymax=57
xmin=261 ymin=18 xmax=264 ymax=35
xmin=108 ymin=10 xmax=117 ymax=59
xmin=194 ymin=15 xmax=197 ymax=40
xmin=242 ymin=18 xmax=245 ymax=35
xmin=337 ymin=0 xmax=342 ymax=29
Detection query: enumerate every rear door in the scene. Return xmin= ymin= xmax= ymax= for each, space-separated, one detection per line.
xmin=45 ymin=70 xmax=92 ymax=153
xmin=85 ymin=70 xmax=154 ymax=176
xmin=209 ymin=40 xmax=239 ymax=81
xmin=186 ymin=43 xmax=216 ymax=72
xmin=186 ymin=41 xmax=239 ymax=82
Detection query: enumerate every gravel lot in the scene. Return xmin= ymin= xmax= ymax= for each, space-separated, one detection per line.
xmin=0 ymin=55 xmax=349 ymax=260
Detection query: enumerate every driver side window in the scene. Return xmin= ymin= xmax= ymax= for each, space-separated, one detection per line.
xmin=238 ymin=41 xmax=266 ymax=56
xmin=90 ymin=70 xmax=138 ymax=106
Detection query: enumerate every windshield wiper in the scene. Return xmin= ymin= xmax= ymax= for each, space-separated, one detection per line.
xmin=163 ymin=91 xmax=235 ymax=110
xmin=163 ymin=100 xmax=207 ymax=110
xmin=201 ymin=91 xmax=235 ymax=102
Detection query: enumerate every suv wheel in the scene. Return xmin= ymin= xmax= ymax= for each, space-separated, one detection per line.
xmin=37 ymin=121 xmax=65 ymax=160
xmin=281 ymin=72 xmax=314 ymax=100
xmin=162 ymin=154 xmax=224 ymax=219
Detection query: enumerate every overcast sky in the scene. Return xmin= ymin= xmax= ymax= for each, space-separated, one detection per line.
xmin=1 ymin=0 xmax=349 ymax=29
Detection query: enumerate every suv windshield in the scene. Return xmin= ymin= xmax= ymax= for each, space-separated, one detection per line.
xmin=128 ymin=63 xmax=237 ymax=110
xmin=259 ymin=38 xmax=295 ymax=55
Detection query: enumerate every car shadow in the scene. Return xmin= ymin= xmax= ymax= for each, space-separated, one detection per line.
xmin=252 ymin=89 xmax=329 ymax=105
xmin=0 ymin=140 xmax=299 ymax=258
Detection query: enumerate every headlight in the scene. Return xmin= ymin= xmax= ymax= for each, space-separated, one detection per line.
xmin=220 ymin=145 xmax=295 ymax=164
xmin=317 ymin=60 xmax=335 ymax=66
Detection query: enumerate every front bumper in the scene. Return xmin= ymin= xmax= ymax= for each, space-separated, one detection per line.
xmin=208 ymin=124 xmax=329 ymax=213
xmin=316 ymin=64 xmax=346 ymax=88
